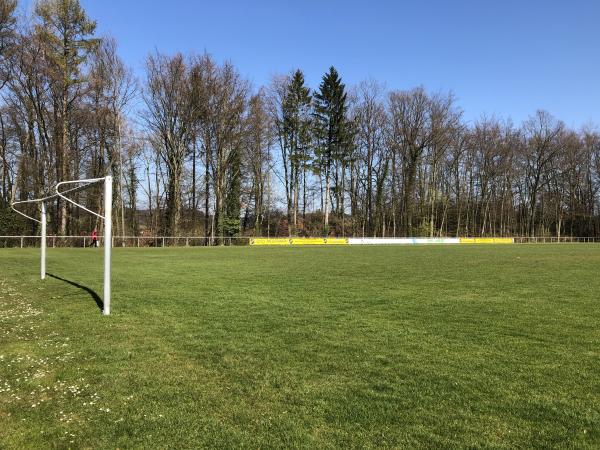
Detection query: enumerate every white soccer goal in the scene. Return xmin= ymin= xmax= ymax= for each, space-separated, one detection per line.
xmin=11 ymin=176 xmax=113 ymax=315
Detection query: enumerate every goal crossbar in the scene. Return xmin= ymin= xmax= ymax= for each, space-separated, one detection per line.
xmin=56 ymin=178 xmax=107 ymax=220
xmin=10 ymin=176 xmax=113 ymax=316
xmin=11 ymin=177 xmax=106 ymax=223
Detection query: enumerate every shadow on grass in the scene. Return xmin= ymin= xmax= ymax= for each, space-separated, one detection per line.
xmin=47 ymin=273 xmax=103 ymax=312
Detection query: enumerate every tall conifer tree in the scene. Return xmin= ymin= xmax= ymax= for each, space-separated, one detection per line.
xmin=313 ymin=66 xmax=351 ymax=233
xmin=282 ymin=69 xmax=312 ymax=234
xmin=34 ymin=0 xmax=99 ymax=234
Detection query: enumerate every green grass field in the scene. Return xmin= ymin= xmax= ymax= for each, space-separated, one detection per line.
xmin=1 ymin=245 xmax=599 ymax=448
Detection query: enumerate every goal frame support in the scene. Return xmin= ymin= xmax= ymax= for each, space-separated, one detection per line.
xmin=41 ymin=200 xmax=46 ymax=279
xmin=11 ymin=176 xmax=113 ymax=315
xmin=103 ymin=178 xmax=112 ymax=315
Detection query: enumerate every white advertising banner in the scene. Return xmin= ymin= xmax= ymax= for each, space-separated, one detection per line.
xmin=348 ymin=238 xmax=460 ymax=245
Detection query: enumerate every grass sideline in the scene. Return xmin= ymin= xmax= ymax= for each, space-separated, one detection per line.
xmin=1 ymin=245 xmax=599 ymax=448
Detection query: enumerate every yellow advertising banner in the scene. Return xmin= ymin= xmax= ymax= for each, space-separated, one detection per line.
xmin=323 ymin=238 xmax=349 ymax=245
xmin=250 ymin=238 xmax=291 ymax=246
xmin=250 ymin=238 xmax=349 ymax=246
xmin=290 ymin=238 xmax=349 ymax=245
xmin=459 ymin=237 xmax=514 ymax=244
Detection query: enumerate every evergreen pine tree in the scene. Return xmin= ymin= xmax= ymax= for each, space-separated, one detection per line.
xmin=313 ymin=66 xmax=351 ymax=234
xmin=282 ymin=69 xmax=312 ymax=234
xmin=34 ymin=0 xmax=100 ymax=234
xmin=223 ymin=146 xmax=242 ymax=237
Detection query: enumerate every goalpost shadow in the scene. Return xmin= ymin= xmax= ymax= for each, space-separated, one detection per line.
xmin=46 ymin=273 xmax=104 ymax=312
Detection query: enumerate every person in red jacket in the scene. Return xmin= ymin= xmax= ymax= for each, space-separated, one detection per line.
xmin=91 ymin=228 xmax=98 ymax=248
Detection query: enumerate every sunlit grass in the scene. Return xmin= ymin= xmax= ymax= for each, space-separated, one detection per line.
xmin=1 ymin=245 xmax=599 ymax=448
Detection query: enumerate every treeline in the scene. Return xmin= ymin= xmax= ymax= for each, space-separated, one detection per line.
xmin=1 ymin=0 xmax=599 ymax=239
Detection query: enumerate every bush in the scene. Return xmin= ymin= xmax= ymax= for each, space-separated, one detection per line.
xmin=0 ymin=207 xmax=27 ymax=235
xmin=219 ymin=216 xmax=241 ymax=237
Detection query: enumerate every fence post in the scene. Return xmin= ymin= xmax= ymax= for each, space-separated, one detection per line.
xmin=162 ymin=237 xmax=165 ymax=247
xmin=137 ymin=237 xmax=140 ymax=248
xmin=20 ymin=237 xmax=23 ymax=248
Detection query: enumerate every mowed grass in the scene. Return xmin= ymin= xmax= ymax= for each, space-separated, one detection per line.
xmin=0 ymin=245 xmax=599 ymax=449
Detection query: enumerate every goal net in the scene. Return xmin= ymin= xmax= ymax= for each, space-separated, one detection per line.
xmin=11 ymin=176 xmax=113 ymax=315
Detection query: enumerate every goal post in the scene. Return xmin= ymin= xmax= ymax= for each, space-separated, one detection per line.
xmin=41 ymin=200 xmax=46 ymax=280
xmin=11 ymin=176 xmax=113 ymax=316
xmin=103 ymin=177 xmax=112 ymax=315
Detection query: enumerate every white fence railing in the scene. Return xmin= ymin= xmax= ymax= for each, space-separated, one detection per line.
xmin=513 ymin=236 xmax=600 ymax=244
xmin=1 ymin=235 xmax=600 ymax=248
xmin=0 ymin=235 xmax=252 ymax=248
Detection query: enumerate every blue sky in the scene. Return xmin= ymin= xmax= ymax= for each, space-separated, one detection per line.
xmin=24 ymin=0 xmax=600 ymax=127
